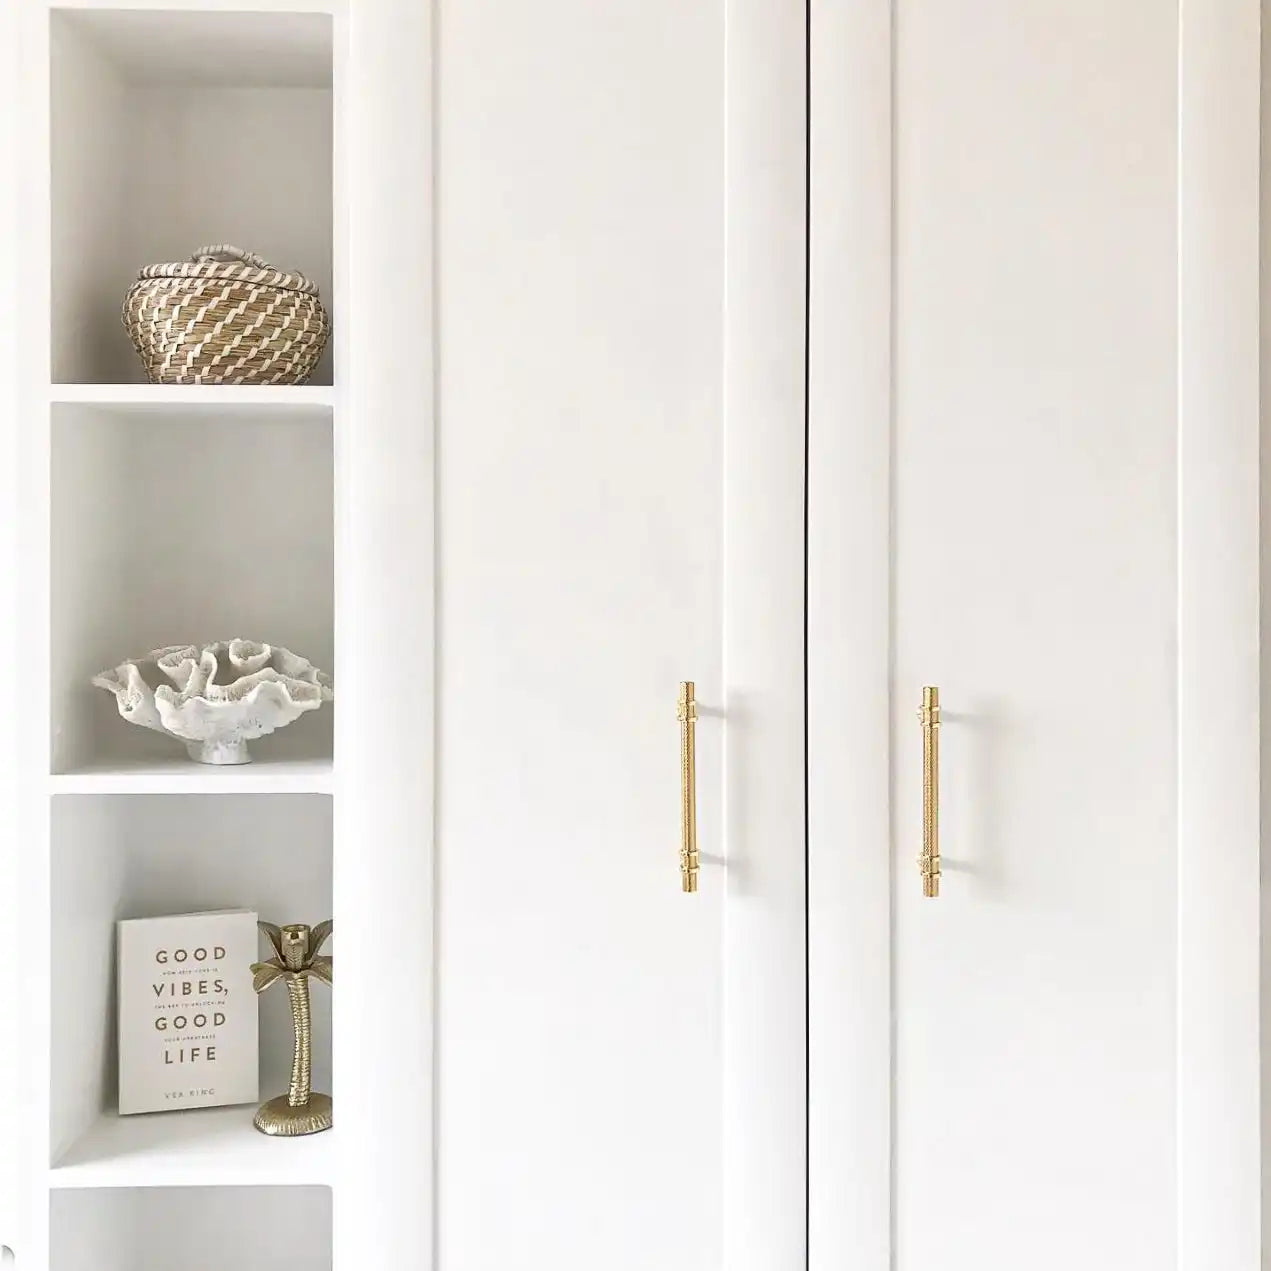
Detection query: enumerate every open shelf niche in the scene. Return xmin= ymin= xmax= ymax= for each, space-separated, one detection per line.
xmin=52 ymin=1186 xmax=331 ymax=1271
xmin=50 ymin=794 xmax=333 ymax=1186
xmin=50 ymin=402 xmax=334 ymax=778
xmin=50 ymin=7 xmax=334 ymax=385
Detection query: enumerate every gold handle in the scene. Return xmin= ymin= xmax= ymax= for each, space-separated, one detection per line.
xmin=678 ymin=681 xmax=699 ymax=893
xmin=919 ymin=686 xmax=940 ymax=897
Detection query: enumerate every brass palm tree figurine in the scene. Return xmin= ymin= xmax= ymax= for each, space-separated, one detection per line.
xmin=251 ymin=919 xmax=333 ymax=1136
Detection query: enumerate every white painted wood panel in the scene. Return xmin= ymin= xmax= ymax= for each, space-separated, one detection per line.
xmin=807 ymin=1 xmax=892 ymax=1265
xmin=435 ymin=2 xmax=804 ymax=1268
xmin=52 ymin=0 xmax=336 ymax=12
xmin=721 ymin=5 xmax=807 ymax=1268
xmin=894 ymin=7 xmax=1178 ymax=1260
xmin=1177 ymin=3 xmax=1261 ymax=1268
xmin=49 ymin=1110 xmax=334 ymax=1190
xmin=811 ymin=4 xmax=1224 ymax=1269
xmin=49 ymin=385 xmax=334 ymax=410
xmin=49 ymin=758 xmax=333 ymax=795
xmin=435 ymin=4 xmax=726 ymax=1265
xmin=0 ymin=0 xmax=22 ymax=1260
xmin=11 ymin=3 xmax=55 ymax=1269
xmin=335 ymin=1 xmax=436 ymax=1268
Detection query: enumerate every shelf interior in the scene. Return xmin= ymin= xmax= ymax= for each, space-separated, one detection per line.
xmin=50 ymin=795 xmax=333 ymax=1172
xmin=50 ymin=8 xmax=334 ymax=385
xmin=51 ymin=1107 xmax=333 ymax=1190
xmin=52 ymin=10 xmax=333 ymax=89
xmin=51 ymin=1186 xmax=331 ymax=1270
xmin=51 ymin=403 xmax=334 ymax=775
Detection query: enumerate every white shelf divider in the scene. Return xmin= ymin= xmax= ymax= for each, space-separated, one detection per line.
xmin=50 ymin=758 xmax=333 ymax=795
xmin=49 ymin=1106 xmax=334 ymax=1190
xmin=52 ymin=1 xmax=338 ymax=18
xmin=50 ymin=383 xmax=335 ymax=413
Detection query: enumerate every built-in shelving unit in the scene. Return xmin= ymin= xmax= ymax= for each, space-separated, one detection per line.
xmin=24 ymin=5 xmax=339 ymax=1266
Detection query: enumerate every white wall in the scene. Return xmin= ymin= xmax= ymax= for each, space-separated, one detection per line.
xmin=49 ymin=15 xmax=128 ymax=385
xmin=50 ymin=1187 xmax=331 ymax=1271
xmin=125 ymin=87 xmax=334 ymax=384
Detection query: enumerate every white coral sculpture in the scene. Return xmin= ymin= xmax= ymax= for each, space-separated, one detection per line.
xmin=92 ymin=640 xmax=333 ymax=765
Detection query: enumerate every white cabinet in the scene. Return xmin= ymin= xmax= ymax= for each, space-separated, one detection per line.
xmin=4 ymin=3 xmax=1262 ymax=1271
xmin=0 ymin=3 xmax=805 ymax=1269
xmin=808 ymin=4 xmax=1262 ymax=1271
xmin=433 ymin=2 xmax=803 ymax=1265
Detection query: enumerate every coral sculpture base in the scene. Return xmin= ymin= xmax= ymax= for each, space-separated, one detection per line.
xmin=187 ymin=739 xmax=252 ymax=765
xmin=254 ymin=1092 xmax=332 ymax=1136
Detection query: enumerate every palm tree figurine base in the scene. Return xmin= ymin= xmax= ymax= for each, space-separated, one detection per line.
xmin=253 ymin=1092 xmax=332 ymax=1137
xmin=250 ymin=920 xmax=334 ymax=1142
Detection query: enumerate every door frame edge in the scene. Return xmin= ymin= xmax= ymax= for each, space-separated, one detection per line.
xmin=1177 ymin=2 xmax=1262 ymax=1267
xmin=334 ymin=1 xmax=437 ymax=1266
xmin=806 ymin=2 xmax=894 ymax=1268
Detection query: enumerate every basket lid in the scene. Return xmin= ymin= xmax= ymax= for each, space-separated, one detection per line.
xmin=136 ymin=246 xmax=321 ymax=296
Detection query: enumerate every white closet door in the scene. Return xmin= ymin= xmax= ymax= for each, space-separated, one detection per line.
xmin=342 ymin=0 xmax=806 ymax=1267
xmin=809 ymin=4 xmax=1261 ymax=1271
xmin=429 ymin=4 xmax=805 ymax=1270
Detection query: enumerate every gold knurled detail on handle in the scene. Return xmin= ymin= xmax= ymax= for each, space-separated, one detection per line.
xmin=678 ymin=682 xmax=699 ymax=893
xmin=919 ymin=686 xmax=940 ymax=898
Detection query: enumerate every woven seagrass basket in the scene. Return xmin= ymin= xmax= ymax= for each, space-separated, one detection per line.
xmin=123 ymin=245 xmax=330 ymax=385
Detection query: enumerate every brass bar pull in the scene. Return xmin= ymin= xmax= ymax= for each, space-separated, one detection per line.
xmin=678 ymin=681 xmax=699 ymax=893
xmin=919 ymin=686 xmax=940 ymax=897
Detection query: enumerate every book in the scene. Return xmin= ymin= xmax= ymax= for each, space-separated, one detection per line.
xmin=117 ymin=909 xmax=260 ymax=1115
